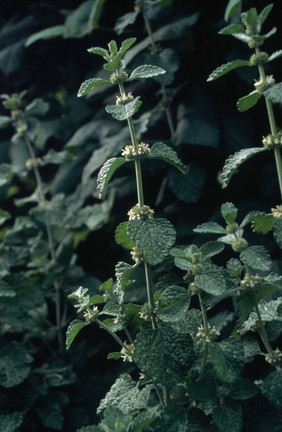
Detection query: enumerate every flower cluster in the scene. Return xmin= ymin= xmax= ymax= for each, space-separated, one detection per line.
xmin=271 ymin=204 xmax=282 ymax=218
xmin=121 ymin=142 xmax=150 ymax=160
xmin=83 ymin=306 xmax=99 ymax=322
xmin=130 ymin=245 xmax=143 ymax=264
xmin=116 ymin=92 xmax=134 ymax=106
xmin=139 ymin=303 xmax=154 ymax=321
xmin=240 ymin=274 xmax=262 ymax=290
xmin=265 ymin=348 xmax=282 ymax=365
xmin=196 ymin=324 xmax=220 ymax=343
xmin=254 ymin=75 xmax=275 ymax=93
xmin=231 ymin=238 xmax=249 ymax=253
xmin=262 ymin=132 xmax=282 ymax=149
xmin=127 ymin=204 xmax=154 ymax=220
xmin=26 ymin=157 xmax=43 ymax=170
xmin=120 ymin=344 xmax=135 ymax=362
xmin=249 ymin=51 xmax=269 ymax=66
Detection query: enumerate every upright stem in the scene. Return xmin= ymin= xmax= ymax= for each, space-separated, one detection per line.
xmin=256 ymin=48 xmax=282 ymax=200
xmin=198 ymin=291 xmax=209 ymax=378
xmin=142 ymin=3 xmax=175 ymax=136
xmin=245 ymin=266 xmax=275 ymax=361
xmin=24 ymin=132 xmax=63 ymax=351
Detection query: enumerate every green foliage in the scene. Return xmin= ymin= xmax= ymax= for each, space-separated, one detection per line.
xmin=127 ymin=218 xmax=176 ymax=265
xmin=2 ymin=2 xmax=282 ymax=431
xmin=220 ymin=147 xmax=266 ymax=188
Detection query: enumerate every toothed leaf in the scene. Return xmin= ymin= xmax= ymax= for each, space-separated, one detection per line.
xmin=149 ymin=142 xmax=187 ymax=174
xmin=220 ymin=147 xmax=266 ymax=188
xmin=194 ymin=222 xmax=226 ymax=235
xmin=207 ymin=60 xmax=250 ymax=81
xmin=264 ymin=82 xmax=282 ymax=104
xmin=268 ymin=50 xmax=282 ymax=62
xmin=128 ymin=65 xmax=165 ymax=81
xmin=78 ymin=78 xmax=111 ymax=97
xmin=66 ymin=320 xmax=87 ymax=349
xmin=240 ymin=246 xmax=272 ymax=271
xmin=237 ymin=91 xmax=262 ymax=112
xmin=97 ymin=157 xmax=127 ymax=198
xmin=105 ymin=97 xmax=142 ymax=121
xmin=127 ymin=218 xmax=176 ymax=265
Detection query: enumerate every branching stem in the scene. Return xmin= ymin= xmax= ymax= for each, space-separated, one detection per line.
xmin=23 ymin=132 xmax=63 ymax=351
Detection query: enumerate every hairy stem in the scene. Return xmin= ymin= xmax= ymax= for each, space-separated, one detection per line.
xmin=256 ymin=47 xmax=282 ymax=200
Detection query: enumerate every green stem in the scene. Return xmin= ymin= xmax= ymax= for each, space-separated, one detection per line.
xmin=198 ymin=290 xmax=209 ymax=378
xmin=24 ymin=132 xmax=63 ymax=351
xmin=144 ymin=262 xmax=157 ymax=330
xmin=95 ymin=317 xmax=127 ymax=349
xmin=245 ymin=266 xmax=275 ymax=360
xmin=256 ymin=48 xmax=282 ymax=200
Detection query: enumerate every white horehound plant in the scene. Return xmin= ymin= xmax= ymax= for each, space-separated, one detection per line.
xmin=68 ymin=8 xmax=282 ymax=432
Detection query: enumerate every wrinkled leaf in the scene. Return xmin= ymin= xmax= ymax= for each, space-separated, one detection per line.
xmin=128 ymin=65 xmax=165 ymax=81
xmin=105 ymin=97 xmax=142 ymax=121
xmin=220 ymin=147 xmax=266 ymax=188
xmin=66 ymin=320 xmax=87 ymax=349
xmin=149 ymin=142 xmax=187 ymax=174
xmin=207 ymin=60 xmax=250 ymax=81
xmin=97 ymin=157 xmax=127 ymax=198
xmin=237 ymin=91 xmax=262 ymax=112
xmin=127 ymin=218 xmax=176 ymax=265
xmin=77 ymin=78 xmax=111 ymax=97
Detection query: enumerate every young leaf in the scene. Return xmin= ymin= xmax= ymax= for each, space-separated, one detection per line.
xmin=237 ymin=91 xmax=262 ymax=112
xmin=268 ymin=50 xmax=282 ymax=62
xmin=194 ymin=221 xmax=226 ymax=235
xmin=220 ymin=147 xmax=266 ymax=188
xmin=258 ymin=4 xmax=274 ymax=28
xmin=127 ymin=218 xmax=176 ymax=265
xmin=240 ymin=245 xmax=272 ymax=271
xmin=128 ymin=65 xmax=165 ymax=81
xmin=105 ymin=97 xmax=142 ymax=121
xmin=108 ymin=40 xmax=118 ymax=55
xmin=66 ymin=320 xmax=87 ymax=350
xmin=77 ymin=78 xmax=111 ymax=97
xmin=103 ymin=52 xmax=123 ymax=71
xmin=97 ymin=157 xmax=127 ymax=198
xmin=207 ymin=60 xmax=250 ymax=82
xmin=221 ymin=202 xmax=238 ymax=224
xmin=251 ymin=213 xmax=274 ymax=234
xmin=264 ymin=82 xmax=282 ymax=104
xmin=149 ymin=142 xmax=187 ymax=174
xmin=219 ymin=23 xmax=244 ymax=35
xmin=87 ymin=46 xmax=109 ymax=59
xmin=120 ymin=37 xmax=137 ymax=54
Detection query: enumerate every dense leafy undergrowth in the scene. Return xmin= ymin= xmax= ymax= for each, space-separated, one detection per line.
xmin=0 ymin=1 xmax=282 ymax=431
